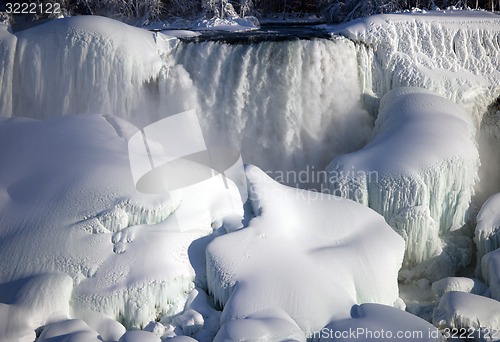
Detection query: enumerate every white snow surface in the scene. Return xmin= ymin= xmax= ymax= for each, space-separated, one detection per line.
xmin=329 ymin=11 xmax=500 ymax=124
xmin=326 ymin=87 xmax=479 ymax=281
xmin=0 ymin=114 xmax=243 ymax=338
xmin=206 ymin=165 xmax=405 ymax=335
xmin=320 ymin=303 xmax=444 ymax=341
xmin=475 ymin=193 xmax=500 ymax=273
xmin=431 ymin=277 xmax=490 ymax=298
xmin=433 ymin=291 xmax=500 ymax=339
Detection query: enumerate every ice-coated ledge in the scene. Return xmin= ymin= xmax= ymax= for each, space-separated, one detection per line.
xmin=329 ymin=11 xmax=500 ymax=123
xmin=481 ymin=249 xmax=500 ymax=301
xmin=475 ymin=193 xmax=500 ymax=274
xmin=326 ymin=87 xmax=479 ymax=281
xmin=206 ymin=165 xmax=405 ymax=335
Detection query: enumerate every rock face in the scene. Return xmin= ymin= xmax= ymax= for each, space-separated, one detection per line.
xmin=326 ymin=87 xmax=479 ymax=282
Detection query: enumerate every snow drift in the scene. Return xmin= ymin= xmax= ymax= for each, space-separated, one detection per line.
xmin=326 ymin=87 xmax=479 ymax=282
xmin=206 ymin=165 xmax=405 ymax=336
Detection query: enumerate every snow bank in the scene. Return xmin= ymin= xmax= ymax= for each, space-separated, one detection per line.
xmin=331 ymin=11 xmax=500 ymax=123
xmin=433 ymin=291 xmax=500 ymax=340
xmin=475 ymin=193 xmax=500 ymax=273
xmin=320 ymin=303 xmax=443 ymax=341
xmin=326 ymin=87 xmax=479 ymax=281
xmin=481 ymin=249 xmax=500 ymax=301
xmin=206 ymin=165 xmax=405 ymax=334
xmin=0 ymin=114 xmax=242 ymax=336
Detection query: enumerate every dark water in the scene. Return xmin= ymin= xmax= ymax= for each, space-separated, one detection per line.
xmin=163 ymin=24 xmax=332 ymax=44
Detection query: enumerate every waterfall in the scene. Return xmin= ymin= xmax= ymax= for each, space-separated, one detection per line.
xmin=0 ymin=17 xmax=373 ymax=189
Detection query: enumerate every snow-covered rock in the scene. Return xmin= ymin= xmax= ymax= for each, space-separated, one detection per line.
xmin=118 ymin=330 xmax=161 ymax=342
xmin=206 ymin=165 xmax=405 ymax=334
xmin=431 ymin=277 xmax=490 ymax=298
xmin=0 ymin=273 xmax=73 ymax=342
xmin=320 ymin=303 xmax=443 ymax=341
xmin=326 ymin=87 xmax=479 ymax=282
xmin=433 ymin=291 xmax=500 ymax=340
xmin=0 ymin=16 xmax=177 ymax=123
xmin=481 ymin=249 xmax=500 ymax=301
xmin=0 ymin=114 xmax=242 ymax=337
xmin=37 ymin=319 xmax=101 ymax=342
xmin=475 ymin=193 xmax=500 ymax=274
xmin=214 ymin=309 xmax=306 ymax=342
xmin=332 ymin=11 xmax=500 ymax=123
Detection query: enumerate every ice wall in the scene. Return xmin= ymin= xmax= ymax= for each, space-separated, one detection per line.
xmin=475 ymin=193 xmax=500 ymax=273
xmin=334 ymin=11 xmax=500 ymax=124
xmin=326 ymin=87 xmax=479 ymax=282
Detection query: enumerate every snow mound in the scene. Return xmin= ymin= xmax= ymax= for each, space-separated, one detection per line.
xmin=0 ymin=114 xmax=242 ymax=336
xmin=481 ymin=249 xmax=500 ymax=301
xmin=332 ymin=11 xmax=500 ymax=123
xmin=206 ymin=165 xmax=405 ymax=334
xmin=431 ymin=277 xmax=490 ymax=298
xmin=433 ymin=291 xmax=500 ymax=340
xmin=214 ymin=309 xmax=305 ymax=342
xmin=320 ymin=303 xmax=443 ymax=341
xmin=475 ymin=193 xmax=500 ymax=274
xmin=326 ymin=87 xmax=479 ymax=282
xmin=38 ymin=319 xmax=101 ymax=342
xmin=0 ymin=273 xmax=73 ymax=342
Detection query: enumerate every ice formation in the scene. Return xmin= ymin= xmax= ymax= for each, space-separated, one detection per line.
xmin=332 ymin=11 xmax=500 ymax=123
xmin=481 ymin=249 xmax=500 ymax=301
xmin=0 ymin=114 xmax=242 ymax=337
xmin=326 ymin=87 xmax=479 ymax=281
xmin=475 ymin=193 xmax=500 ymax=272
xmin=320 ymin=303 xmax=443 ymax=342
xmin=433 ymin=291 xmax=500 ymax=339
xmin=206 ymin=165 xmax=405 ymax=335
